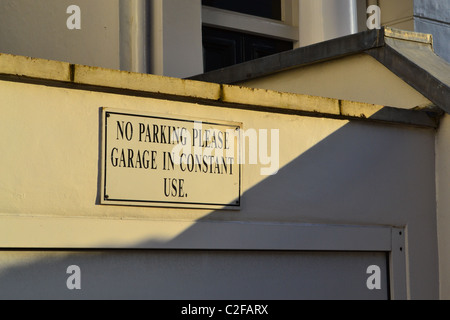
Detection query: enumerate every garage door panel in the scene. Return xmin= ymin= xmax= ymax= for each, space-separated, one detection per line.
xmin=0 ymin=250 xmax=389 ymax=300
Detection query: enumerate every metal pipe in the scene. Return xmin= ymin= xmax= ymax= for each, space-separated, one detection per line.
xmin=349 ymin=0 xmax=359 ymax=34
xmin=119 ymin=0 xmax=147 ymax=73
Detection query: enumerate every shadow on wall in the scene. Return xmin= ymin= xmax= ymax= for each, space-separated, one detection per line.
xmin=0 ymin=112 xmax=438 ymax=300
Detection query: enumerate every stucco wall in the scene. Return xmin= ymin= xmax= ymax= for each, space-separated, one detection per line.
xmin=0 ymin=56 xmax=439 ymax=299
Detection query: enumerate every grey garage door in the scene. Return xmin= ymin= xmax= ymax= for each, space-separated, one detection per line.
xmin=0 ymin=250 xmax=389 ymax=300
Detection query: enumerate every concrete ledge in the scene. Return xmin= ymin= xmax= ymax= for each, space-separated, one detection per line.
xmin=222 ymin=85 xmax=341 ymax=116
xmin=74 ymin=64 xmax=222 ymax=101
xmin=340 ymin=100 xmax=440 ymax=128
xmin=0 ymin=52 xmax=441 ymax=128
xmin=384 ymin=27 xmax=433 ymax=46
xmin=0 ymin=53 xmax=70 ymax=82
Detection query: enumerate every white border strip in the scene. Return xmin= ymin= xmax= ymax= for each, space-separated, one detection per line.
xmin=0 ymin=215 xmax=390 ymax=251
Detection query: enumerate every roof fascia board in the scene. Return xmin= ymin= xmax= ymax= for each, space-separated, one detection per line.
xmin=367 ymin=38 xmax=450 ymax=113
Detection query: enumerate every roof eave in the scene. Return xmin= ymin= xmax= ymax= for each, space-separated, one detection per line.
xmin=189 ymin=27 xmax=450 ymax=113
xmin=188 ymin=28 xmax=385 ymax=84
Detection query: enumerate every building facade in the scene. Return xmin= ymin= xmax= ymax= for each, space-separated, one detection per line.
xmin=0 ymin=0 xmax=449 ymax=300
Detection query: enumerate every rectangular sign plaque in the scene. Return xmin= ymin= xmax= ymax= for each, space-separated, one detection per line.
xmin=100 ymin=108 xmax=241 ymax=209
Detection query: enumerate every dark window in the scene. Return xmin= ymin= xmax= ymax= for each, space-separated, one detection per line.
xmin=203 ymin=26 xmax=293 ymax=72
xmin=202 ymin=0 xmax=282 ymax=20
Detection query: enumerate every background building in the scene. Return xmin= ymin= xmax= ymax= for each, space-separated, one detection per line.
xmin=0 ymin=0 xmax=448 ymax=76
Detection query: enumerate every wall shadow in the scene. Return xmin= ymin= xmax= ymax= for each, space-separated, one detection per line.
xmin=0 ymin=113 xmax=438 ymax=300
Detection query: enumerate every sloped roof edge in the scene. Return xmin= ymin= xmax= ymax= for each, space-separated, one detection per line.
xmin=189 ymin=27 xmax=450 ymax=113
xmin=368 ymin=28 xmax=450 ymax=113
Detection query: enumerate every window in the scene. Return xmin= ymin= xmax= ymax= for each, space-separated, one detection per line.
xmin=202 ymin=0 xmax=298 ymax=72
xmin=202 ymin=0 xmax=282 ymax=20
xmin=203 ymin=26 xmax=293 ymax=72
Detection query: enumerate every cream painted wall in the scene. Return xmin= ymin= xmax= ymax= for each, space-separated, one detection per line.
xmin=238 ymin=53 xmax=432 ymax=110
xmin=379 ymin=0 xmax=414 ymax=31
xmin=298 ymin=0 xmax=360 ymax=47
xmin=0 ymin=0 xmax=120 ymax=69
xmin=0 ymin=68 xmax=439 ymax=298
xmin=149 ymin=0 xmax=203 ymax=78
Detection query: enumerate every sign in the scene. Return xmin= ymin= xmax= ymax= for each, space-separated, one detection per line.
xmin=100 ymin=108 xmax=241 ymax=209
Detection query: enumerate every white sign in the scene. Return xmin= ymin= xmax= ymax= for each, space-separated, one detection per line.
xmin=101 ymin=108 xmax=242 ymax=209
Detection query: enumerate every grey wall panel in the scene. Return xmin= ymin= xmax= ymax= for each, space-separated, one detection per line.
xmin=414 ymin=0 xmax=450 ymax=62
xmin=414 ymin=18 xmax=450 ymax=62
xmin=414 ymin=0 xmax=450 ymax=23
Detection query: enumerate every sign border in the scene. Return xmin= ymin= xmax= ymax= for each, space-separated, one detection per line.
xmin=100 ymin=107 xmax=242 ymax=210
